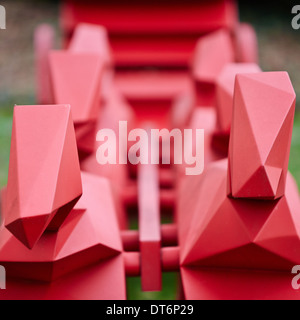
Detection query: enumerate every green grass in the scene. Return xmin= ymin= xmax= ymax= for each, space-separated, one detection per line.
xmin=0 ymin=104 xmax=13 ymax=187
xmin=289 ymin=112 xmax=300 ymax=187
xmin=127 ymin=273 xmax=179 ymax=300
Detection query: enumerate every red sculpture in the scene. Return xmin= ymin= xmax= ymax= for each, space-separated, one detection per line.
xmin=216 ymin=63 xmax=262 ymax=134
xmin=228 ymin=72 xmax=296 ymax=200
xmin=61 ymin=0 xmax=238 ymax=67
xmin=178 ymin=72 xmax=300 ymax=300
xmin=0 ymin=105 xmax=126 ymax=300
xmin=4 ymin=105 xmax=82 ymax=249
xmin=49 ymin=51 xmax=104 ymax=159
xmin=1 ymin=0 xmax=299 ymax=301
xmin=192 ymin=29 xmax=235 ymax=107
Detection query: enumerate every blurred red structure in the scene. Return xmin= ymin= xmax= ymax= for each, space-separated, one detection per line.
xmin=1 ymin=0 xmax=300 ymax=301
xmin=61 ymin=0 xmax=238 ymax=67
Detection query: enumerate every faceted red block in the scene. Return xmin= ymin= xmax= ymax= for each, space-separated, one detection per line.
xmin=68 ymin=23 xmax=115 ymax=107
xmin=216 ymin=63 xmax=261 ymax=133
xmin=178 ymin=72 xmax=300 ymax=300
xmin=180 ymin=160 xmax=300 ymax=268
xmin=68 ymin=23 xmax=113 ymax=67
xmin=228 ymin=72 xmax=296 ymax=200
xmin=192 ymin=29 xmax=235 ymax=107
xmin=5 ymin=105 xmax=82 ymax=249
xmin=234 ymin=23 xmax=258 ymax=64
xmin=49 ymin=51 xmax=104 ymax=158
xmin=0 ymin=173 xmax=126 ymax=300
xmin=181 ymin=266 xmax=300 ymax=300
xmin=179 ymin=160 xmax=300 ymax=299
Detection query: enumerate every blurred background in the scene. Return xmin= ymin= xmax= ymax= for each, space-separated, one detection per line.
xmin=0 ymin=0 xmax=299 ymax=299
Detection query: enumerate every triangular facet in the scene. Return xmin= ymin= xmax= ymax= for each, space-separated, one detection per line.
xmin=6 ymin=214 xmax=51 ymax=249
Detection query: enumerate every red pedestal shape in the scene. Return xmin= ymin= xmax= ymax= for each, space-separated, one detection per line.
xmin=178 ymin=72 xmax=300 ymax=300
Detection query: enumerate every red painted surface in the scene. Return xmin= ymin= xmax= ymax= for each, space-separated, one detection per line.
xmin=178 ymin=73 xmax=300 ymax=300
xmin=1 ymin=0 xmax=300 ymax=300
xmin=60 ymin=0 xmax=238 ymax=67
xmin=138 ymin=163 xmax=162 ymax=292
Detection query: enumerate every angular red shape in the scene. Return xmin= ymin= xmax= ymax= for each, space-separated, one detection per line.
xmin=192 ymin=29 xmax=235 ymax=106
xmin=69 ymin=23 xmax=113 ymax=67
xmin=0 ymin=256 xmax=126 ymax=300
xmin=234 ymin=23 xmax=259 ymax=64
xmin=0 ymin=172 xmax=122 ymax=283
xmin=181 ymin=266 xmax=300 ymax=300
xmin=178 ymin=72 xmax=300 ymax=300
xmin=216 ymin=63 xmax=261 ymax=133
xmin=179 ymin=159 xmax=300 ymax=299
xmin=5 ymin=105 xmax=82 ymax=249
xmin=228 ymin=72 xmax=296 ymax=199
xmin=49 ymin=51 xmax=104 ymax=156
xmin=180 ymin=160 xmax=300 ymax=269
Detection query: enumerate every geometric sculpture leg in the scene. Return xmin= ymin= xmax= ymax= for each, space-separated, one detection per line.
xmin=234 ymin=23 xmax=259 ymax=64
xmin=178 ymin=71 xmax=300 ymax=300
xmin=228 ymin=72 xmax=296 ymax=200
xmin=4 ymin=105 xmax=82 ymax=249
xmin=216 ymin=63 xmax=261 ymax=133
xmin=192 ymin=29 xmax=234 ymax=107
xmin=0 ymin=172 xmax=126 ymax=300
xmin=49 ymin=51 xmax=104 ymax=158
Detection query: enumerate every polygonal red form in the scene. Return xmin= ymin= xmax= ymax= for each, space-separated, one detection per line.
xmin=178 ymin=71 xmax=300 ymax=299
xmin=181 ymin=266 xmax=300 ymax=300
xmin=192 ymin=29 xmax=235 ymax=107
xmin=68 ymin=23 xmax=113 ymax=67
xmin=68 ymin=23 xmax=115 ymax=107
xmin=49 ymin=51 xmax=104 ymax=157
xmin=180 ymin=160 xmax=300 ymax=269
xmin=0 ymin=172 xmax=122 ymax=283
xmin=228 ymin=72 xmax=296 ymax=200
xmin=4 ymin=105 xmax=82 ymax=249
xmin=234 ymin=23 xmax=258 ymax=64
xmin=179 ymin=159 xmax=300 ymax=300
xmin=0 ymin=255 xmax=126 ymax=300
xmin=216 ymin=63 xmax=261 ymax=133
